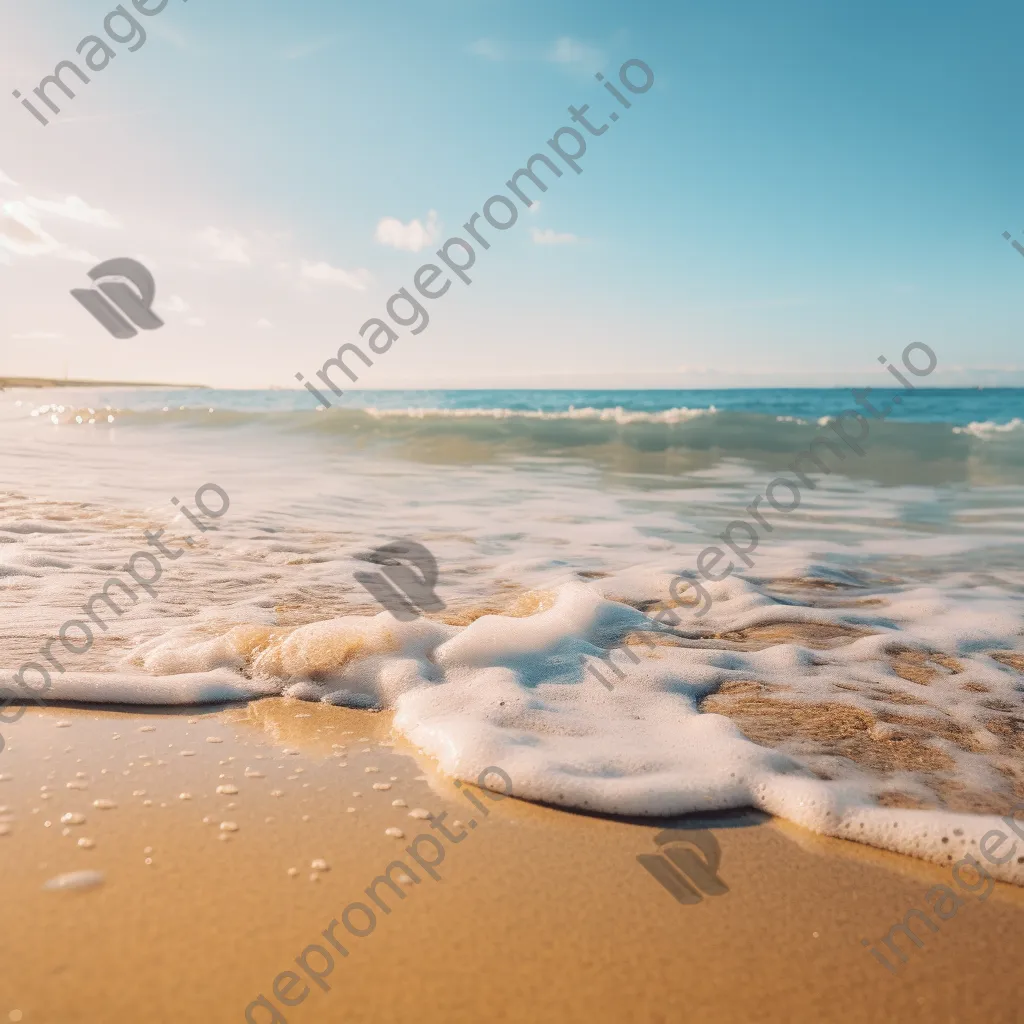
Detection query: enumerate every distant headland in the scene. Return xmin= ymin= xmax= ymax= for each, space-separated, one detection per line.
xmin=0 ymin=376 xmax=208 ymax=389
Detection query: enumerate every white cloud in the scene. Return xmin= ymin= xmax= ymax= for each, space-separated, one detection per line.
xmin=299 ymin=260 xmax=372 ymax=290
xmin=468 ymin=36 xmax=604 ymax=73
xmin=530 ymin=227 xmax=578 ymax=245
xmin=548 ymin=37 xmax=604 ymax=67
xmin=198 ymin=227 xmax=251 ymax=264
xmin=185 ymin=317 xmax=206 ymax=328
xmin=529 ymin=200 xmax=542 ymax=213
xmin=26 ymin=195 xmax=121 ymax=228
xmin=255 ymin=318 xmax=273 ymax=329
xmin=148 ymin=23 xmax=196 ymax=52
xmin=156 ymin=294 xmax=190 ymax=314
xmin=468 ymin=38 xmax=503 ymax=60
xmin=0 ymin=201 xmax=95 ymax=263
xmin=374 ymin=210 xmax=440 ymax=253
xmin=0 ymin=170 xmax=17 ymax=187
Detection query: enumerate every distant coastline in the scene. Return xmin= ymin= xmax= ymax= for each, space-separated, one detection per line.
xmin=0 ymin=376 xmax=207 ymax=390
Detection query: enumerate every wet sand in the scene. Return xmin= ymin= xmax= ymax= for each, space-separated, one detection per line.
xmin=1 ymin=700 xmax=1022 ymax=1024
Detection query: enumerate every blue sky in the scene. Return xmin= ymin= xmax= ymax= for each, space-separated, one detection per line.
xmin=1 ymin=0 xmax=1023 ymax=387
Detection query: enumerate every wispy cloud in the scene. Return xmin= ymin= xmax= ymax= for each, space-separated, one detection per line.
xmin=468 ymin=38 xmax=503 ymax=61
xmin=198 ymin=227 xmax=251 ymax=265
xmin=156 ymin=294 xmax=190 ymax=315
xmin=26 ymin=195 xmax=121 ymax=228
xmin=281 ymin=36 xmax=340 ymax=60
xmin=0 ymin=170 xmax=17 ymax=187
xmin=547 ymin=36 xmax=604 ymax=67
xmin=531 ymin=227 xmax=578 ymax=245
xmin=0 ymin=201 xmax=95 ymax=263
xmin=468 ymin=36 xmax=605 ymax=72
xmin=255 ymin=318 xmax=273 ymax=330
xmin=374 ymin=210 xmax=440 ymax=253
xmin=299 ymin=260 xmax=372 ymax=290
xmin=149 ymin=23 xmax=196 ymax=52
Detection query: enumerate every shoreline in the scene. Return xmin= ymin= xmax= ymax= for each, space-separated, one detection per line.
xmin=2 ymin=700 xmax=1022 ymax=1023
xmin=0 ymin=376 xmax=208 ymax=389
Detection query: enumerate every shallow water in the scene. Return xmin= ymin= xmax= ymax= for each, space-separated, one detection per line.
xmin=2 ymin=386 xmax=1023 ymax=880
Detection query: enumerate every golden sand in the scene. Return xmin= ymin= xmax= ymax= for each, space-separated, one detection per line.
xmin=1 ymin=700 xmax=1022 ymax=1024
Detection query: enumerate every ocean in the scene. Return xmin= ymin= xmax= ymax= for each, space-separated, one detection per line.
xmin=2 ymin=385 xmax=1023 ymax=879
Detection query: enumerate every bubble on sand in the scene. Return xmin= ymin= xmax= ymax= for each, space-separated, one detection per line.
xmin=392 ymin=799 xmax=408 ymax=807
xmin=0 ymin=825 xmax=11 ymax=837
xmin=44 ymin=869 xmax=104 ymax=891
xmin=364 ymin=766 xmax=379 ymax=773
xmin=372 ymin=783 xmax=392 ymax=791
xmin=206 ymin=737 xmax=223 ymax=744
xmin=384 ymin=827 xmax=405 ymax=838
xmin=132 ymin=790 xmax=146 ymax=797
xmin=270 ymin=790 xmax=284 ymax=798
xmin=56 ymin=721 xmax=71 ymax=729
xmin=179 ymin=793 xmax=192 ymax=801
xmin=66 ymin=781 xmax=87 ymax=790
xmin=92 ymin=799 xmax=116 ymax=810
xmin=216 ymin=785 xmax=238 ymax=796
xmin=180 ymin=751 xmax=196 ymax=757
xmin=244 ymin=768 xmax=265 ymax=778
xmin=140 ymin=726 xmax=156 ymax=733
xmin=287 ymin=867 xmax=298 ymax=878
xmin=77 ymin=838 xmax=95 ymax=849
xmin=60 ymin=813 xmax=85 ymax=825
xmin=408 ymin=808 xmax=430 ymax=819
xmin=311 ymin=858 xmax=329 ymax=871
xmin=219 ymin=821 xmax=238 ymax=832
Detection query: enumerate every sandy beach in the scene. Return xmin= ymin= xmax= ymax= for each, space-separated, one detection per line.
xmin=2 ymin=699 xmax=1022 ymax=1024
xmin=5 ymin=0 xmax=1024 ymax=1017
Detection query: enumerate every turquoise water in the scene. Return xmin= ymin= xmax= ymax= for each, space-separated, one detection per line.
xmin=9 ymin=385 xmax=1022 ymax=486
xmin=17 ymin=385 xmax=1022 ymax=425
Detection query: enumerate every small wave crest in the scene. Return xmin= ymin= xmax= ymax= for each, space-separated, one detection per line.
xmin=952 ymin=417 xmax=1024 ymax=438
